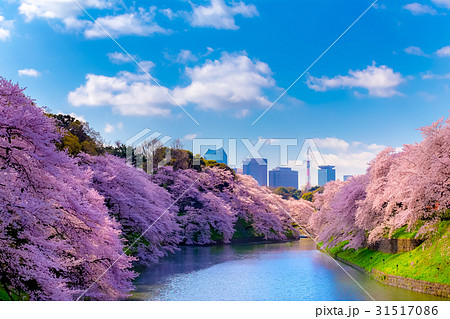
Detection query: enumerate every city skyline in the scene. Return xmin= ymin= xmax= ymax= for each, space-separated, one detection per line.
xmin=237 ymin=156 xmax=338 ymax=188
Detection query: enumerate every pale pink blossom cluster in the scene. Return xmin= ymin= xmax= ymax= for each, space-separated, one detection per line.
xmin=311 ymin=116 xmax=450 ymax=247
xmin=82 ymin=154 xmax=182 ymax=264
xmin=310 ymin=177 xmax=367 ymax=249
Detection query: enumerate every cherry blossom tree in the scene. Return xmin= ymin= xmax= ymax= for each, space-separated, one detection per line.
xmin=310 ymin=177 xmax=367 ymax=248
xmin=357 ymin=118 xmax=450 ymax=242
xmin=0 ymin=78 xmax=134 ymax=300
xmin=353 ymin=147 xmax=399 ymax=243
xmin=283 ymin=196 xmax=316 ymax=233
xmin=309 ymin=180 xmax=345 ymax=240
xmin=151 ymin=166 xmax=236 ymax=244
xmin=313 ymin=116 xmax=450 ymax=246
xmin=389 ymin=117 xmax=450 ymax=228
xmin=201 ymin=168 xmax=314 ymax=240
xmin=82 ymin=154 xmax=182 ymax=264
xmin=151 ymin=166 xmax=315 ymax=243
xmin=229 ymin=174 xmax=290 ymax=240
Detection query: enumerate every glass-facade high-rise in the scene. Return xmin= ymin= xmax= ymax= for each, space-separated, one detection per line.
xmin=269 ymin=167 xmax=298 ymax=189
xmin=318 ymin=165 xmax=336 ymax=186
xmin=242 ymin=158 xmax=268 ymax=186
xmin=203 ymin=147 xmax=228 ymax=164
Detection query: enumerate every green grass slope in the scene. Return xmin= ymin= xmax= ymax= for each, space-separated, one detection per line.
xmin=329 ymin=221 xmax=450 ymax=285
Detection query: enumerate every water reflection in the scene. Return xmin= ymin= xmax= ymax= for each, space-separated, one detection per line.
xmin=131 ymin=239 xmax=448 ymax=301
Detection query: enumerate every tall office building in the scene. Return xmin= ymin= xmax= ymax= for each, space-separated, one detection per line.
xmin=343 ymin=175 xmax=353 ymax=181
xmin=203 ymin=147 xmax=228 ymax=164
xmin=318 ymin=165 xmax=336 ymax=186
xmin=269 ymin=167 xmax=298 ymax=189
xmin=243 ymin=158 xmax=268 ymax=186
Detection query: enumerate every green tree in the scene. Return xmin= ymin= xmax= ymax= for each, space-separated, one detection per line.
xmin=49 ymin=113 xmax=104 ymax=156
xmin=302 ymin=192 xmax=314 ymax=202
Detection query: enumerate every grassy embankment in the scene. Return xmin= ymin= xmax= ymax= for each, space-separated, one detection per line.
xmin=327 ymin=221 xmax=450 ymax=285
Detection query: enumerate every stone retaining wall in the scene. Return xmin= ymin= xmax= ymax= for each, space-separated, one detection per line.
xmin=371 ymin=269 xmax=450 ymax=298
xmin=367 ymin=238 xmax=423 ymax=254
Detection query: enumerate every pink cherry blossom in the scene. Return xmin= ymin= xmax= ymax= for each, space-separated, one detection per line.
xmin=1 ymin=77 xmax=134 ymax=300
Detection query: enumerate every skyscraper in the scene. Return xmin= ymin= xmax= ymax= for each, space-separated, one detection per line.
xmin=318 ymin=165 xmax=336 ymax=186
xmin=242 ymin=158 xmax=268 ymax=186
xmin=203 ymin=147 xmax=228 ymax=164
xmin=343 ymin=175 xmax=353 ymax=181
xmin=269 ymin=167 xmax=298 ymax=189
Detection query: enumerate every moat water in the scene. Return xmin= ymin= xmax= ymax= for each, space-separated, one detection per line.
xmin=132 ymin=239 xmax=448 ymax=301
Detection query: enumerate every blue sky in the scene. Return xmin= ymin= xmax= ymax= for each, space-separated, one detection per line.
xmin=1 ymin=0 xmax=449 ymax=185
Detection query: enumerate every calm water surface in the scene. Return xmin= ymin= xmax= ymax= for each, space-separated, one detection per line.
xmin=132 ymin=239 xmax=448 ymax=301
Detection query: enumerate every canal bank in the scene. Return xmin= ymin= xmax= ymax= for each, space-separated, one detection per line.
xmin=324 ymin=226 xmax=450 ymax=299
xmin=331 ymin=254 xmax=450 ymax=298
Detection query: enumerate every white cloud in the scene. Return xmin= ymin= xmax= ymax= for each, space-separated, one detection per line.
xmin=19 ymin=0 xmax=79 ymax=21
xmin=403 ymin=3 xmax=438 ymax=15
xmin=18 ymin=68 xmax=41 ymax=77
xmin=18 ymin=1 xmax=167 ymax=39
xmin=62 ymin=16 xmax=91 ymax=30
xmin=436 ymin=45 xmax=450 ymax=57
xmin=84 ymin=9 xmax=168 ymax=39
xmin=69 ymin=52 xmax=281 ymax=118
xmin=432 ymin=0 xmax=450 ymax=9
xmin=108 ymin=52 xmax=135 ymax=64
xmin=176 ymin=50 xmax=199 ymax=63
xmin=0 ymin=16 xmax=13 ymax=41
xmin=104 ymin=122 xmax=123 ymax=133
xmin=167 ymin=47 xmax=214 ymax=64
xmin=315 ymin=137 xmax=350 ymax=152
xmin=183 ymin=133 xmax=198 ymax=140
xmin=190 ymin=0 xmax=258 ymax=30
xmin=107 ymin=52 xmax=155 ymax=72
xmin=161 ymin=8 xmax=176 ymax=20
xmin=367 ymin=143 xmax=387 ymax=152
xmin=68 ymin=71 xmax=175 ymax=116
xmin=404 ymin=46 xmax=428 ymax=56
xmin=307 ymin=63 xmax=405 ymax=97
xmin=0 ymin=28 xmax=10 ymax=41
xmin=19 ymin=0 xmax=114 ymax=21
xmin=319 ymin=149 xmax=385 ymax=181
xmin=322 ymin=152 xmax=377 ymax=172
xmin=104 ymin=122 xmax=114 ymax=133
xmin=422 ymin=72 xmax=450 ymax=79
xmin=173 ymin=52 xmax=275 ymax=115
xmin=139 ymin=60 xmax=156 ymax=72
xmin=373 ymin=3 xmax=387 ymax=10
